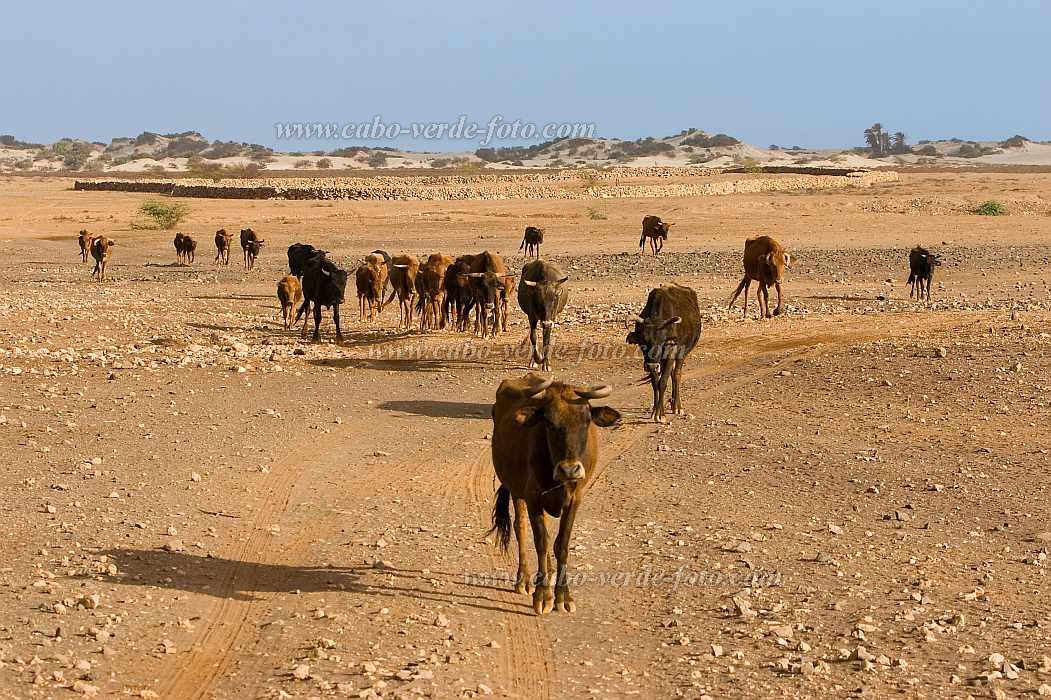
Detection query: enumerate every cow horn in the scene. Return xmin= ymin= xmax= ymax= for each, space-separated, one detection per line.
xmin=523 ymin=280 xmax=538 ymax=287
xmin=393 ymin=263 xmax=409 ymax=268
xmin=506 ymin=374 xmax=554 ymax=399
xmin=467 ymin=272 xmax=485 ymax=278
xmin=635 ymin=315 xmax=645 ymax=323
xmin=574 ymin=384 xmax=613 ymax=400
xmin=322 ymin=268 xmax=331 ymax=277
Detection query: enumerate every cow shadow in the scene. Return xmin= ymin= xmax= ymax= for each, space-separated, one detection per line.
xmin=308 ymin=357 xmax=481 ymax=373
xmin=76 ymin=548 xmax=534 ymax=615
xmin=379 ymin=400 xmax=490 ymax=419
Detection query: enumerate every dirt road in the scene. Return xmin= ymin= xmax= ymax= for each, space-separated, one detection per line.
xmin=0 ymin=174 xmax=1049 ymax=698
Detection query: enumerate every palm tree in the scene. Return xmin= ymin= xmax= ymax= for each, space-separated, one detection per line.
xmin=864 ymin=123 xmax=885 ymax=156
xmin=892 ymin=132 xmax=907 ymax=154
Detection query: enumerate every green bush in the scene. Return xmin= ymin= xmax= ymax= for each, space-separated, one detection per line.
xmin=366 ymin=152 xmax=389 ymax=168
xmin=137 ymin=200 xmax=189 ymax=229
xmin=293 ymin=159 xmax=313 ymax=168
xmin=316 ymin=158 xmax=332 ymax=169
xmin=586 ymin=207 xmax=607 ymax=221
xmin=913 ymin=145 xmax=938 ymax=156
xmin=975 ymin=200 xmax=1006 ymax=216
xmin=224 ymin=162 xmax=265 ymax=178
xmin=682 ymin=132 xmax=740 ymax=148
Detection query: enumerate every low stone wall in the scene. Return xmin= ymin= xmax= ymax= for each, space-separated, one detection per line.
xmin=74 ymin=168 xmax=897 ymax=201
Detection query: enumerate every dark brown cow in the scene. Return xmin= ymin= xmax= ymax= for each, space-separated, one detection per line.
xmin=277 ymin=275 xmax=303 ymax=330
xmin=639 ymin=215 xmax=673 ymax=256
xmin=442 ymin=256 xmax=474 ymax=332
xmin=517 ymin=259 xmax=569 ymax=371
xmin=240 ymin=228 xmax=264 ymax=271
xmin=77 ymin=230 xmax=95 ymax=263
xmin=489 ymin=374 xmax=621 ymax=615
xmin=174 ymin=233 xmax=197 ymax=264
xmin=355 ymin=253 xmax=388 ymax=322
xmin=907 ymin=246 xmax=942 ymax=302
xmin=386 ymin=254 xmax=420 ymax=328
xmin=90 ymin=237 xmax=116 ymax=281
xmin=465 ymin=251 xmax=514 ymax=338
xmin=519 ymin=226 xmax=544 ymax=258
xmin=728 ymin=235 xmax=792 ymax=318
xmin=415 ymin=252 xmax=453 ymax=331
xmin=626 ymin=284 xmax=702 ymax=422
xmin=214 ymin=229 xmax=234 ymax=265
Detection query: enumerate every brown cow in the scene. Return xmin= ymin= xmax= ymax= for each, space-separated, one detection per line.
xmin=386 ymin=254 xmax=420 ymax=328
xmin=639 ymin=215 xmax=673 ymax=256
xmin=728 ymin=235 xmax=792 ymax=319
xmin=214 ymin=229 xmax=234 ymax=265
xmin=355 ymin=253 xmax=388 ymax=322
xmin=489 ymin=373 xmax=621 ymax=615
xmin=415 ymin=252 xmax=453 ymax=331
xmin=519 ymin=226 xmax=544 ymax=258
xmin=277 ymin=275 xmax=303 ymax=330
xmin=240 ymin=228 xmax=264 ymax=271
xmin=90 ymin=237 xmax=116 ymax=281
xmin=77 ymin=230 xmax=95 ymax=263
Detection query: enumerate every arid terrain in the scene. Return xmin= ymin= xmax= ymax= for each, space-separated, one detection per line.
xmin=0 ymin=171 xmax=1049 ymax=699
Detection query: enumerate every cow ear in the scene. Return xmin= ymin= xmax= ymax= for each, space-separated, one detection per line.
xmin=625 ymin=331 xmax=638 ymax=344
xmin=590 ymin=406 xmax=621 ymax=427
xmin=513 ymin=406 xmax=541 ymax=425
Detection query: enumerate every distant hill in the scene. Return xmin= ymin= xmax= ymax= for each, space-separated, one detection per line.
xmin=2 ymin=128 xmax=1049 ymax=175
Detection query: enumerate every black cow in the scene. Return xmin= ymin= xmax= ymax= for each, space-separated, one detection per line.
xmin=517 ymin=260 xmax=569 ymax=371
xmin=240 ymin=228 xmax=264 ymax=271
xmin=519 ymin=226 xmax=544 ymax=258
xmin=288 ymin=243 xmax=327 ymax=278
xmin=907 ymin=246 xmax=942 ymax=302
xmin=295 ymin=256 xmax=349 ymax=342
xmin=442 ymin=256 xmax=475 ymax=331
xmin=626 ymin=284 xmax=702 ymax=422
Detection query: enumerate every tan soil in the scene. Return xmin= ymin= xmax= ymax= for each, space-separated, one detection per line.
xmin=0 ymin=172 xmax=1049 ymax=699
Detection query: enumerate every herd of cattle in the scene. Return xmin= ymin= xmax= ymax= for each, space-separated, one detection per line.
xmin=72 ymin=218 xmax=946 ymax=615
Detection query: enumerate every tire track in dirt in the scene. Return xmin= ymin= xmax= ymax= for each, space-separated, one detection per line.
xmin=155 ymin=449 xmax=310 ymax=699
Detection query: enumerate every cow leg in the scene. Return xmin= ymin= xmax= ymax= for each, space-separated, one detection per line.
xmin=648 ymin=369 xmax=661 ymax=421
xmin=772 ymin=282 xmax=783 ymax=316
xmin=541 ymin=323 xmax=553 ymax=372
xmin=312 ymin=304 xmax=322 ymax=341
xmin=654 ymin=361 xmax=672 ymax=423
xmin=297 ymin=301 xmax=310 ymax=338
xmin=528 ymin=319 xmax=540 ymax=368
xmin=512 ymin=498 xmax=534 ymax=594
xmin=527 ymin=501 xmax=554 ymax=615
xmin=553 ymin=502 xmax=579 ymax=613
xmin=671 ymin=357 xmax=685 ymax=414
xmin=926 ymin=278 xmax=932 ymax=303
xmin=333 ymin=304 xmax=343 ymax=342
xmin=741 ymin=280 xmax=751 ymax=318
xmin=761 ymin=283 xmax=771 ymax=318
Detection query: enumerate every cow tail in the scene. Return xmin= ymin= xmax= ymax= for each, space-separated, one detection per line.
xmin=488 ymin=485 xmax=512 ymax=551
xmin=639 ymin=231 xmax=646 ymax=249
xmin=519 ymin=236 xmax=526 ymax=251
xmin=728 ymin=276 xmax=748 ymax=308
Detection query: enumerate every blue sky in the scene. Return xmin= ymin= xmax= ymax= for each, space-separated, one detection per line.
xmin=4 ymin=0 xmax=1048 ymax=151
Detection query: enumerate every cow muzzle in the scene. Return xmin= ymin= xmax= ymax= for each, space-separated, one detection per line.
xmin=541 ymin=321 xmax=554 ymax=329
xmin=555 ymin=460 xmax=585 ymax=482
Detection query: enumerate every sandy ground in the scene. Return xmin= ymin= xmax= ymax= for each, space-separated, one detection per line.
xmin=0 ymin=173 xmax=1049 ymax=699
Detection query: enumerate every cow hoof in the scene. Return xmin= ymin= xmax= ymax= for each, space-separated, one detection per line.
xmin=554 ymin=589 xmax=575 ymax=612
xmin=772 ymin=307 xmax=782 ymax=316
xmin=533 ymin=588 xmax=554 ymax=615
xmin=514 ymin=576 xmax=534 ymax=595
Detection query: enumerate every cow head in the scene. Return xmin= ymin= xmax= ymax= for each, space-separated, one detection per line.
xmin=468 ymin=272 xmax=505 ymax=311
xmin=522 ymin=275 xmax=568 ymax=326
xmin=627 ymin=316 xmax=683 ymax=374
xmin=322 ymin=265 xmax=349 ymax=304
xmin=508 ymin=375 xmax=621 ymax=483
